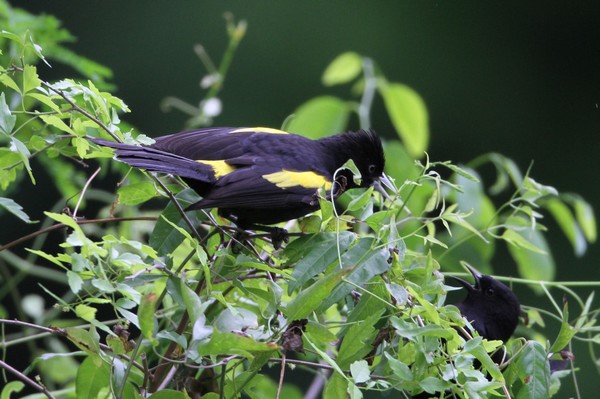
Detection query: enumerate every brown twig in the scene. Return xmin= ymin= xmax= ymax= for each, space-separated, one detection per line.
xmin=276 ymin=353 xmax=286 ymax=399
xmin=0 ymin=216 xmax=157 ymax=252
xmin=0 ymin=319 xmax=144 ymax=373
xmin=0 ymin=359 xmax=57 ymax=399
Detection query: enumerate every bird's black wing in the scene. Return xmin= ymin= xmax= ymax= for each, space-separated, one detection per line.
xmin=189 ymin=165 xmax=328 ymax=211
xmin=151 ymin=127 xmax=294 ymax=161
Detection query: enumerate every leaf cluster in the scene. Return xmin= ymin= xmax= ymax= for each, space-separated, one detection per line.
xmin=0 ymin=3 xmax=598 ymax=399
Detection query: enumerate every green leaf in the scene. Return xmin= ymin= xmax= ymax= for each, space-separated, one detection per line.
xmin=464 ymin=338 xmax=504 ymax=382
xmin=287 ymin=231 xmax=355 ymax=292
xmin=443 ymin=163 xmax=481 ymax=183
xmin=568 ymin=194 xmax=597 ymax=243
xmin=118 ymin=181 xmax=160 ymax=205
xmin=487 ymin=153 xmax=524 ymax=194
xmin=319 ymin=238 xmax=391 ymax=310
xmin=138 ymin=293 xmax=158 ymax=345
xmin=0 ymin=197 xmax=36 ymax=223
xmin=349 ymin=360 xmax=371 ymax=384
xmin=40 ymin=114 xmax=75 ymax=134
xmin=25 ymin=92 xmax=61 ymax=112
xmin=502 ymin=229 xmax=546 ymax=255
xmin=285 ymin=267 xmax=350 ymax=320
xmin=379 ymin=82 xmax=429 ymax=158
xmin=65 ymin=327 xmax=102 ymax=362
xmin=285 ymin=96 xmax=350 ymax=139
xmin=1 ymin=381 xmax=25 ymax=399
xmin=384 ymin=352 xmax=413 ymax=382
xmin=504 ymin=218 xmax=555 ymax=282
xmin=340 ymin=278 xmax=388 ymax=337
xmin=75 ymin=356 xmax=110 ymax=399
xmin=324 ymin=374 xmax=347 ymax=399
xmin=390 ymin=316 xmax=453 ymax=341
xmin=322 ymin=52 xmax=362 ymax=86
xmin=337 ymin=310 xmax=382 ymax=368
xmin=148 ymin=390 xmax=190 ymax=399
xmin=0 ymin=73 xmax=21 ymax=94
xmin=23 ymin=64 xmax=40 ymax=94
xmin=10 ymin=136 xmax=35 ymax=184
xmin=75 ymin=304 xmax=97 ymax=322
xmin=0 ymin=92 xmax=16 ymax=134
xmin=181 ymin=279 xmax=205 ymax=324
xmin=346 ymin=186 xmax=374 ymax=212
xmin=149 ymin=189 xmax=202 ymax=256
xmin=419 ymin=377 xmax=447 ymax=395
xmin=549 ymin=303 xmax=576 ymax=353
xmin=545 ymin=198 xmax=586 ymax=256
xmin=66 ymin=270 xmax=83 ymax=294
xmin=198 ymin=330 xmax=277 ymax=357
xmin=515 ymin=341 xmax=551 ymax=399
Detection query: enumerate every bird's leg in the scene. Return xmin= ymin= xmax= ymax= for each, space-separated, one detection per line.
xmin=243 ymin=224 xmax=289 ymax=249
xmin=223 ymin=213 xmax=289 ymax=250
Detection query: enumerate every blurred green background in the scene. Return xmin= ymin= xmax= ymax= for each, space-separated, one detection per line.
xmin=16 ymin=1 xmax=600 ymax=396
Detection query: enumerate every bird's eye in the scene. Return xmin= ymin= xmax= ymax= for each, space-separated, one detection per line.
xmin=486 ymin=287 xmax=495 ymax=296
xmin=368 ymin=164 xmax=377 ymax=174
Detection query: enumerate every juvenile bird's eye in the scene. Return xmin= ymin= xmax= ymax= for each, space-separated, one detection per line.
xmin=486 ymin=287 xmax=495 ymax=296
xmin=368 ymin=164 xmax=377 ymax=174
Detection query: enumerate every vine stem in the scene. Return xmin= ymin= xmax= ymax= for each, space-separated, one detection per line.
xmin=358 ymin=57 xmax=377 ymax=130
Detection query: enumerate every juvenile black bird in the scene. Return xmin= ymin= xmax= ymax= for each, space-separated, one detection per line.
xmin=452 ymin=265 xmax=520 ymax=344
xmin=94 ymin=127 xmax=385 ymax=239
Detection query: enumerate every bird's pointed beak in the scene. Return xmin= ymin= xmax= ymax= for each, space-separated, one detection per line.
xmin=450 ymin=264 xmax=483 ymax=292
xmin=374 ymin=173 xmax=395 ymax=201
xmin=450 ymin=276 xmax=474 ymax=291
xmin=464 ymin=264 xmax=483 ymax=290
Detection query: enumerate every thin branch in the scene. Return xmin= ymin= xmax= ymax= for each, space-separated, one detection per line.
xmin=0 ymin=319 xmax=144 ymax=373
xmin=0 ymin=216 xmax=157 ymax=252
xmin=0 ymin=359 xmax=57 ymax=399
xmin=276 ymin=353 xmax=286 ymax=399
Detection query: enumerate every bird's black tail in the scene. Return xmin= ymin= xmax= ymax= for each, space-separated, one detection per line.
xmin=92 ymin=138 xmax=216 ymax=183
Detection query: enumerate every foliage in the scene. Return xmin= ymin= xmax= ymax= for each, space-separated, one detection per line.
xmin=0 ymin=2 xmax=598 ymax=399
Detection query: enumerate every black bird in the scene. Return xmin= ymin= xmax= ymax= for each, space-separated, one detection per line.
xmin=93 ymin=127 xmax=385 ymax=240
xmin=452 ymin=265 xmax=520 ymax=345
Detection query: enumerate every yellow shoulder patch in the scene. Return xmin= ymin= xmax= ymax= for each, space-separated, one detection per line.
xmin=230 ymin=127 xmax=289 ymax=135
xmin=196 ymin=160 xmax=235 ymax=178
xmin=263 ymin=170 xmax=332 ymax=190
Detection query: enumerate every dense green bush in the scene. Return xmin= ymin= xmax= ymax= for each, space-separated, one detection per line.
xmin=0 ymin=2 xmax=597 ymax=398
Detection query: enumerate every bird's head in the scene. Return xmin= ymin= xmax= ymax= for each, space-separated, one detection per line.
xmin=451 ymin=265 xmax=521 ymax=342
xmin=333 ymin=129 xmax=385 ymax=189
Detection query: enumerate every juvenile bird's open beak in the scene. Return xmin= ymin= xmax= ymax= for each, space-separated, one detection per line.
xmin=450 ymin=264 xmax=483 ymax=292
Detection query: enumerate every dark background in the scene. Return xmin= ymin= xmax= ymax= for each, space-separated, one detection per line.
xmin=15 ymin=1 xmax=600 ymax=397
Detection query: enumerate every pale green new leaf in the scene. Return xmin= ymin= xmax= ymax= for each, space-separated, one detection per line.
xmin=285 ymin=96 xmax=350 ymax=139
xmin=322 ymin=52 xmax=362 ymax=86
xmin=379 ymin=82 xmax=429 ymax=158
xmin=118 ymin=181 xmax=160 ymax=205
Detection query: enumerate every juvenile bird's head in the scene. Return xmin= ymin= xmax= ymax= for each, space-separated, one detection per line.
xmin=452 ymin=265 xmax=521 ymax=342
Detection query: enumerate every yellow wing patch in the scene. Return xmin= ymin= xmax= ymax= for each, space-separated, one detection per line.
xmin=263 ymin=170 xmax=332 ymax=190
xmin=230 ymin=127 xmax=289 ymax=135
xmin=196 ymin=160 xmax=235 ymax=178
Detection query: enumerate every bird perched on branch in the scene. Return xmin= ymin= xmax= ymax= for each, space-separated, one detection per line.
xmin=93 ymin=127 xmax=385 ymax=244
xmin=452 ymin=265 xmax=520 ymax=343
xmin=451 ymin=265 xmax=520 ymax=365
